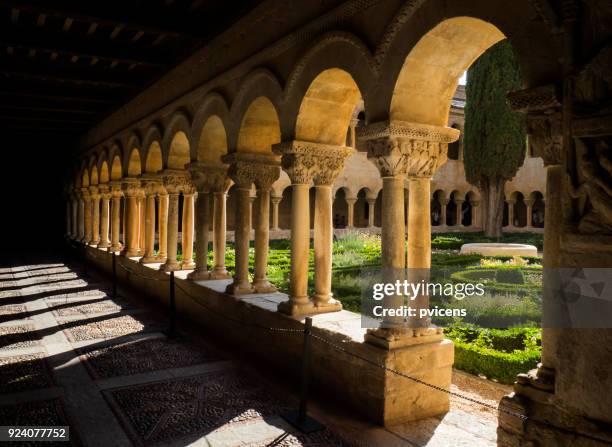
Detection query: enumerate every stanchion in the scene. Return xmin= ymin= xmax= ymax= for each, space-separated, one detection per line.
xmin=164 ymin=271 xmax=176 ymax=338
xmin=111 ymin=252 xmax=118 ymax=298
xmin=281 ymin=317 xmax=324 ymax=433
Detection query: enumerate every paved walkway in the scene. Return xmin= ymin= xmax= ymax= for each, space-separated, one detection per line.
xmin=0 ymin=253 xmax=506 ymax=446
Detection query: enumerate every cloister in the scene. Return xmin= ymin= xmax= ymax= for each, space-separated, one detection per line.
xmin=2 ymin=0 xmax=611 ymax=445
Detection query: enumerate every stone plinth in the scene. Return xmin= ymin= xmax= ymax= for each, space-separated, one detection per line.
xmin=460 ymin=243 xmax=538 ymax=257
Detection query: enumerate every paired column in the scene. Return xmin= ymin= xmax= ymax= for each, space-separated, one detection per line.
xmin=98 ymin=185 xmax=111 ymax=248
xmin=138 ymin=193 xmax=146 ymax=255
xmin=109 ymin=182 xmax=123 ymax=252
xmin=81 ymin=187 xmax=92 ymax=244
xmin=454 ymin=198 xmax=464 ymax=227
xmin=346 ymin=197 xmax=357 ymax=228
xmin=156 ymin=189 xmax=168 ymax=262
xmin=225 ymin=174 xmax=253 ymax=294
xmin=525 ymin=199 xmax=535 ymax=228
xmin=90 ymin=186 xmax=101 ymax=246
xmin=274 ymin=140 xmax=351 ymax=316
xmin=181 ymin=184 xmax=196 ymax=269
xmin=122 ymin=179 xmax=142 ymax=257
xmin=440 ymin=198 xmax=449 ymax=226
xmin=139 ymin=177 xmax=160 ymax=264
xmin=187 ymin=163 xmax=215 ymax=280
xmin=210 ymin=175 xmax=231 ymax=279
xmin=160 ymin=171 xmax=188 ymax=272
xmin=367 ymin=198 xmax=376 ymax=227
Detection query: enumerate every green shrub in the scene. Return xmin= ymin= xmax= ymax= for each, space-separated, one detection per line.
xmin=495 ymin=268 xmax=525 ymax=284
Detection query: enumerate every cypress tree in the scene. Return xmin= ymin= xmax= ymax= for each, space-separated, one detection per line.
xmin=464 ymin=39 xmax=526 ymax=237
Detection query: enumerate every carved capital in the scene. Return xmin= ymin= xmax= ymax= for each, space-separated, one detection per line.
xmin=109 ymin=181 xmax=124 ymax=198
xmin=222 ymin=152 xmax=281 ymax=189
xmin=360 ymin=121 xmax=458 ymax=178
xmin=273 ymin=140 xmax=353 ymax=185
xmin=122 ymin=178 xmax=142 ymax=197
xmin=139 ymin=173 xmax=162 ymax=196
xmin=161 ymin=169 xmax=189 ymax=194
xmin=186 ymin=162 xmax=228 ymax=193
xmin=508 ymin=85 xmax=563 ymax=166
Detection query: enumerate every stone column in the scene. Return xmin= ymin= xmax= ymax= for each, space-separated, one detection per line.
xmin=247 ymin=163 xmax=281 ymax=293
xmin=346 ymin=197 xmax=357 ymax=228
xmin=98 ymin=185 xmax=111 ymax=248
xmin=186 ymin=163 xmax=219 ymax=280
xmin=71 ymin=193 xmax=79 ymax=239
xmin=90 ymin=186 xmax=101 ymax=246
xmin=270 ymin=195 xmax=281 ymax=231
xmin=109 ymin=182 xmax=123 ymax=252
xmin=160 ymin=172 xmax=186 ymax=272
xmin=440 ymin=197 xmax=449 ymax=227
xmin=181 ymin=185 xmax=196 ymax=270
xmin=226 ymin=179 xmax=253 ymax=295
xmin=77 ymin=191 xmax=85 ymax=240
xmin=210 ymin=175 xmax=231 ymax=279
xmin=156 ymin=188 xmax=168 ymax=263
xmin=525 ymin=198 xmax=535 ymax=228
xmin=471 ymin=200 xmax=480 ymax=228
xmin=81 ymin=188 xmax=92 ymax=244
xmin=454 ymin=198 xmax=464 ymax=227
xmin=507 ymin=198 xmax=516 ymax=228
xmin=367 ymin=198 xmax=376 ymax=227
xmin=139 ymin=179 xmax=159 ymax=263
xmin=274 ymin=141 xmax=350 ymax=316
xmin=122 ymin=180 xmax=141 ymax=257
xmin=138 ymin=192 xmax=146 ymax=255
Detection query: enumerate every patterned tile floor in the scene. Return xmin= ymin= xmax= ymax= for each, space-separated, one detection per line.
xmin=0 ymin=253 xmax=501 ymax=447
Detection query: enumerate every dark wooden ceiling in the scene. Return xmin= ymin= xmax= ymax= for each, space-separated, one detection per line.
xmin=0 ymin=0 xmax=263 ymax=135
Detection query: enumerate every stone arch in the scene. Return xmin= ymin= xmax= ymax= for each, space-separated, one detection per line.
xmin=368 ymin=0 xmax=561 ymax=121
xmin=144 ymin=142 xmax=163 ymax=174
xmin=88 ymin=155 xmax=99 ymax=185
xmin=235 ymin=96 xmax=281 ymax=154
xmin=99 ymin=158 xmax=110 ymax=184
xmin=431 ymin=189 xmax=446 ymax=226
xmin=142 ymin=124 xmax=163 ymax=170
xmin=80 ymin=162 xmax=90 ymax=188
xmin=163 ymin=110 xmax=192 ymax=169
xmin=293 ymin=68 xmax=362 ymax=146
xmin=191 ymin=93 xmax=230 ymax=162
xmin=110 ymin=155 xmax=122 ymax=181
xmin=510 ymin=190 xmax=527 ymax=227
xmin=529 ymin=190 xmax=545 ymax=228
xmin=332 ymin=187 xmax=352 ymax=229
xmin=230 ymin=69 xmax=284 ymax=151
xmin=125 ymin=132 xmax=142 ymax=160
xmin=284 ymin=32 xmax=376 ymax=133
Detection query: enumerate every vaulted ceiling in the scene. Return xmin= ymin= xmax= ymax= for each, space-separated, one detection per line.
xmin=0 ymin=0 xmax=263 ymax=135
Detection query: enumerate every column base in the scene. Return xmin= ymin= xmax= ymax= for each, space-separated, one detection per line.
xmin=155 ymin=255 xmax=167 ymax=263
xmin=365 ymin=327 xmax=444 ymax=350
xmin=108 ymin=244 xmax=122 ymax=253
xmin=159 ymin=262 xmax=180 ymax=272
xmin=187 ymin=269 xmax=211 ymax=281
xmin=252 ymin=279 xmax=278 ymax=294
xmin=123 ymin=249 xmax=140 ymax=258
xmin=98 ymin=241 xmax=110 ymax=249
xmin=278 ymin=298 xmax=342 ymax=318
xmin=225 ymin=280 xmax=254 ymax=295
xmin=139 ymin=256 xmax=159 ymax=264
xmin=181 ymin=260 xmax=196 ymax=270
xmin=89 ymin=240 xmax=100 ymax=247
xmin=209 ymin=268 xmax=231 ymax=280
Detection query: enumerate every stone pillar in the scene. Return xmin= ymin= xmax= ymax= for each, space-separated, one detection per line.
xmin=71 ymin=193 xmax=78 ymax=239
xmin=138 ymin=192 xmax=146 ymax=255
xmin=346 ymin=197 xmax=357 ymax=228
xmin=507 ymin=198 xmax=516 ymax=228
xmin=81 ymin=187 xmax=92 ymax=244
xmin=270 ymin=195 xmax=281 ymax=231
xmin=210 ymin=175 xmax=231 ymax=279
xmin=139 ymin=179 xmax=159 ymax=263
xmin=90 ymin=186 xmax=101 ymax=246
xmin=471 ymin=200 xmax=480 ymax=228
xmin=367 ymin=198 xmax=376 ymax=227
xmin=98 ymin=185 xmax=111 ymax=248
xmin=77 ymin=191 xmax=85 ymax=240
xmin=525 ymin=198 xmax=535 ymax=228
xmin=156 ymin=189 xmax=168 ymax=263
xmin=181 ymin=185 xmax=196 ymax=270
xmin=160 ymin=172 xmax=186 ymax=272
xmin=454 ymin=199 xmax=464 ymax=227
xmin=274 ymin=141 xmax=350 ymax=316
xmin=252 ymin=166 xmax=281 ymax=293
xmin=440 ymin=197 xmax=449 ymax=226
xmin=122 ymin=180 xmax=141 ymax=258
xmin=109 ymin=182 xmax=123 ymax=252
xmin=225 ymin=178 xmax=253 ymax=295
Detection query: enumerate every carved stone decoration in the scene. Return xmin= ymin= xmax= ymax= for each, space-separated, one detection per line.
xmin=273 ymin=140 xmax=353 ymax=185
xmin=161 ymin=170 xmax=190 ymax=194
xmin=507 ymin=85 xmax=563 ymax=166
xmin=222 ymin=152 xmax=281 ymax=189
xmin=122 ymin=178 xmax=142 ymax=197
xmin=109 ymin=181 xmax=124 ymax=198
xmin=359 ymin=121 xmax=459 ymax=178
xmin=139 ymin=174 xmax=162 ymax=196
xmin=187 ymin=162 xmax=226 ymax=193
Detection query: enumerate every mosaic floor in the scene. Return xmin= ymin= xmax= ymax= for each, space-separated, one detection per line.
xmin=0 ymin=253 xmax=501 ymax=446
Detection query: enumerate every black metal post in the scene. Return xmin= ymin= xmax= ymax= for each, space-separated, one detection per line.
xmin=281 ymin=317 xmax=324 ymax=433
xmin=165 ymin=271 xmax=176 ymax=338
xmin=111 ymin=252 xmax=117 ymax=298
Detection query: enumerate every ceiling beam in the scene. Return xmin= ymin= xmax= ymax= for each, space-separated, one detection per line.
xmin=0 ymin=89 xmax=118 ymax=105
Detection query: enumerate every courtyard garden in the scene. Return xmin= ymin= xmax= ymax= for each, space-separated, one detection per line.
xmin=176 ymin=231 xmax=543 ymax=384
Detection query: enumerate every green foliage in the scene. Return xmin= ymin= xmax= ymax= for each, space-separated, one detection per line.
xmin=495 ymin=268 xmax=525 ymax=284
xmin=431 ymin=232 xmax=543 ymax=250
xmin=464 ymin=39 xmax=527 ymax=185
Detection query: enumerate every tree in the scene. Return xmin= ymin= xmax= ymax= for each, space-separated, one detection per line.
xmin=464 ymin=39 xmax=526 ymax=237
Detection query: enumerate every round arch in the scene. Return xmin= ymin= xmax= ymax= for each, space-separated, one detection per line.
xmin=191 ymin=93 xmax=231 ymax=162
xmin=144 ymin=142 xmax=163 ymax=174
xmin=126 ymin=148 xmax=142 ymax=177
xmin=163 ymin=111 xmax=192 ymax=169
xmin=236 ymin=97 xmax=281 ymax=154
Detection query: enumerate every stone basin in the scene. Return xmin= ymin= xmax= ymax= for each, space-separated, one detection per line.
xmin=460 ymin=243 xmax=538 ymax=257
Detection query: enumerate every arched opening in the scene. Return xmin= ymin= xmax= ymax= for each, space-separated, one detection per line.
xmin=355 ymin=188 xmax=372 ymax=228
xmin=197 ymin=115 xmax=228 ymax=162
xmin=110 ymin=156 xmax=122 ymax=180
xmin=145 ymin=142 xmax=162 ymax=173
xmin=237 ymin=97 xmax=280 ymax=153
xmin=333 ymin=188 xmax=349 ymax=229
xmin=167 ymin=132 xmax=190 ymax=169
xmin=447 ymin=191 xmax=460 ymax=226
xmin=462 ymin=192 xmax=475 ymax=226
xmin=127 ymin=149 xmax=142 ymax=177
xmin=295 ymin=68 xmax=362 ymax=146
xmin=81 ymin=169 xmax=90 ymax=188
xmin=447 ymin=123 xmax=462 ymax=160
xmin=390 ymin=17 xmax=505 ymax=126
xmin=278 ymin=186 xmax=293 ymax=230
xmin=530 ymin=191 xmax=545 ymax=228
xmin=99 ymin=160 xmax=109 ymax=184
xmin=431 ymin=190 xmax=445 ymax=226
xmin=511 ymin=191 xmax=527 ymax=227
xmin=89 ymin=164 xmax=99 ymax=186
